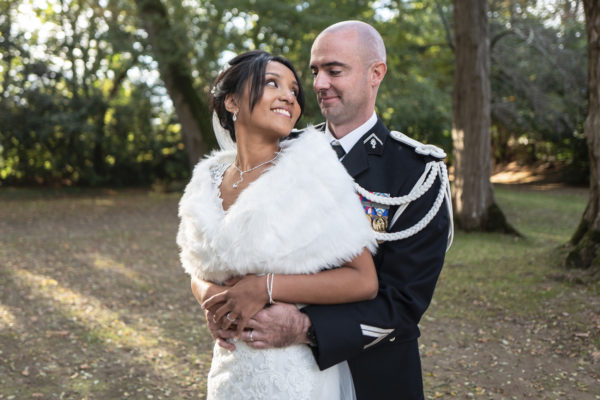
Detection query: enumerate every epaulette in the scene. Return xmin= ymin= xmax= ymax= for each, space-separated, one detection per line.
xmin=356 ymin=130 xmax=453 ymax=250
xmin=390 ymin=130 xmax=447 ymax=159
xmin=313 ymin=122 xmax=326 ymax=132
xmin=287 ymin=129 xmax=302 ymax=140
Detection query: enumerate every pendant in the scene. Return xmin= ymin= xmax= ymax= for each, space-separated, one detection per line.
xmin=233 ymin=174 xmax=243 ymax=188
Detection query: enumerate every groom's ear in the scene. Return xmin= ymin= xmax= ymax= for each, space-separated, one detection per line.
xmin=369 ymin=61 xmax=387 ymax=87
xmin=224 ymin=94 xmax=239 ymax=114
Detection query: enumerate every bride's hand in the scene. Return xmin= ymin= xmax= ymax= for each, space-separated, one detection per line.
xmin=201 ymin=274 xmax=269 ymax=334
xmin=200 ymin=276 xmax=242 ymax=315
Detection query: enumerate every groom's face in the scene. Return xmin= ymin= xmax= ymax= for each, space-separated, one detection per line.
xmin=309 ymin=30 xmax=371 ymax=130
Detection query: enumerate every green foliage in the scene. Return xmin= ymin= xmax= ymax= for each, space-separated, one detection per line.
xmin=377 ymin=0 xmax=454 ymax=148
xmin=489 ymin=0 xmax=588 ymax=172
xmin=0 ymin=0 xmax=190 ymax=186
xmin=0 ymin=0 xmax=591 ymax=186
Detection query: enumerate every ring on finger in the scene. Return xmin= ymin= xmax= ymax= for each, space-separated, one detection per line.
xmin=226 ymin=312 xmax=236 ymax=322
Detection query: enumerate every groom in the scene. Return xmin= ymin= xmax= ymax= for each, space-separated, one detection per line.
xmin=194 ymin=21 xmax=451 ymax=399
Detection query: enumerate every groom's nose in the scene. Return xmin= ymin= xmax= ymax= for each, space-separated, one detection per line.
xmin=313 ymin=71 xmax=331 ymax=91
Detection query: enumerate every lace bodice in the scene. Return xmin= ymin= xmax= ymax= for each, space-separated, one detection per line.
xmin=209 ymin=161 xmax=229 ymax=188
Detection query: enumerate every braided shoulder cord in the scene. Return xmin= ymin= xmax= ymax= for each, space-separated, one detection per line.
xmin=443 ymin=163 xmax=454 ymax=250
xmin=353 ymin=161 xmax=440 ymax=206
xmin=372 ymin=161 xmax=450 ymax=242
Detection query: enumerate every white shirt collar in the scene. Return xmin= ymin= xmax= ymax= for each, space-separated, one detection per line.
xmin=325 ymin=112 xmax=378 ymax=155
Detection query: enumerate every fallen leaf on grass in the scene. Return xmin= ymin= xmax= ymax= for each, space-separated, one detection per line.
xmin=46 ymin=330 xmax=70 ymax=337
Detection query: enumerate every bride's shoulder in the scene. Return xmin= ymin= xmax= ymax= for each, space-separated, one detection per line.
xmin=280 ymin=124 xmax=333 ymax=159
xmin=274 ymin=125 xmax=351 ymax=189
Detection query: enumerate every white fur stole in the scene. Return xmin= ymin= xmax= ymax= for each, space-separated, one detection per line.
xmin=176 ymin=127 xmax=377 ymax=283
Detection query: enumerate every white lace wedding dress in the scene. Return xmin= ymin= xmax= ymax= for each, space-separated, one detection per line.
xmin=177 ymin=127 xmax=376 ymax=400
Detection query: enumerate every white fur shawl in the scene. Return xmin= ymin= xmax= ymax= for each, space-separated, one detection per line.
xmin=176 ymin=127 xmax=377 ymax=283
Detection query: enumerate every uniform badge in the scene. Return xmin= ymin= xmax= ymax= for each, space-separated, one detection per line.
xmin=358 ymin=192 xmax=390 ymax=233
xmin=362 ymin=133 xmax=384 ymax=155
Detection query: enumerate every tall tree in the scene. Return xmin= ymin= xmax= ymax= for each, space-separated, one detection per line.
xmin=451 ymin=0 xmax=516 ymax=232
xmin=567 ymin=0 xmax=600 ymax=270
xmin=134 ymin=0 xmax=215 ymax=167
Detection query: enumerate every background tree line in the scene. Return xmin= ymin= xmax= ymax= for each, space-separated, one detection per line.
xmin=0 ymin=0 xmax=589 ymax=187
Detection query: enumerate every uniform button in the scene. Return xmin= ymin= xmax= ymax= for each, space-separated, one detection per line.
xmin=389 ymin=337 xmax=395 ymax=342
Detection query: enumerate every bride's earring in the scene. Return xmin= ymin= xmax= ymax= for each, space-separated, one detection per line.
xmin=232 ymin=111 xmax=237 ymax=122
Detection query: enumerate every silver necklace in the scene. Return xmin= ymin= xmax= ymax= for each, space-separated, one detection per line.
xmin=232 ymin=151 xmax=280 ymax=188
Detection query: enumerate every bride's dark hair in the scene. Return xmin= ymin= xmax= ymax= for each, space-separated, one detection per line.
xmin=209 ymin=50 xmax=305 ymax=141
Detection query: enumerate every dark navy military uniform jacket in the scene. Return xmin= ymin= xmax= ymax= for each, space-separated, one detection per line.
xmin=301 ymin=118 xmax=450 ymax=400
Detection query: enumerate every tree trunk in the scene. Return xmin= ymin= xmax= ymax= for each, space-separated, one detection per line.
xmin=451 ymin=0 xmax=517 ymax=234
xmin=567 ymin=0 xmax=600 ymax=270
xmin=134 ymin=0 xmax=215 ymax=168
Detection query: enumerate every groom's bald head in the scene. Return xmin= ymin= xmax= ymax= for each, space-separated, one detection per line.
xmin=314 ymin=20 xmax=387 ymax=67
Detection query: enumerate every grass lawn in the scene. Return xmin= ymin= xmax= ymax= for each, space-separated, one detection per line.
xmin=421 ymin=184 xmax=599 ymax=399
xmin=0 ymin=184 xmax=598 ymax=399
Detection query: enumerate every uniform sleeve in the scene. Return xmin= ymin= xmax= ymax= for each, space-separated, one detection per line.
xmin=302 ymin=177 xmax=450 ymax=370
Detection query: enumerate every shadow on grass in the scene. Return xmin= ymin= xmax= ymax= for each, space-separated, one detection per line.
xmin=0 ymin=191 xmax=213 ymax=399
xmin=0 ymin=267 xmax=189 ymax=399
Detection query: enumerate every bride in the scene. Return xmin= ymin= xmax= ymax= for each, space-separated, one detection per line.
xmin=176 ymin=50 xmax=377 ymax=399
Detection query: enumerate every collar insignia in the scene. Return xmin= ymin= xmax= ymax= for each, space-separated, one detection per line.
xmin=362 ymin=132 xmax=384 ymax=155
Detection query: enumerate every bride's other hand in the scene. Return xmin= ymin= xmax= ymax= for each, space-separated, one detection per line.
xmin=205 ymin=310 xmax=238 ymax=351
xmin=201 ymin=274 xmax=269 ymax=334
xmin=191 ymin=277 xmax=228 ymax=315
xmin=196 ymin=284 xmax=227 ymax=315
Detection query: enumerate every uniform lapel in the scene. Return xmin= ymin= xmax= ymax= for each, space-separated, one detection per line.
xmin=341 ymin=118 xmax=388 ymax=179
xmin=341 ymin=143 xmax=369 ymax=178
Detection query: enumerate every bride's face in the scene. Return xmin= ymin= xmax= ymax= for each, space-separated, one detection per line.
xmin=236 ymin=61 xmax=302 ymax=139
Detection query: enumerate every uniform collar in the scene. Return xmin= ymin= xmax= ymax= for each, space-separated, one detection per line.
xmin=325 ymin=112 xmax=378 ymax=155
xmin=341 ymin=117 xmax=389 ymax=178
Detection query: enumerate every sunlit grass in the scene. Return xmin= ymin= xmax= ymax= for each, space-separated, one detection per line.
xmin=436 ymin=184 xmax=590 ymax=319
xmin=494 ymin=184 xmax=587 ymax=239
xmin=13 ymin=267 xmax=160 ymax=354
xmin=0 ymin=304 xmax=18 ymax=329
xmin=90 ymin=253 xmax=143 ymax=281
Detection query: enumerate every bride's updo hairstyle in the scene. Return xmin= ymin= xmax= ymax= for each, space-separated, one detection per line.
xmin=210 ymin=50 xmax=305 ymax=141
